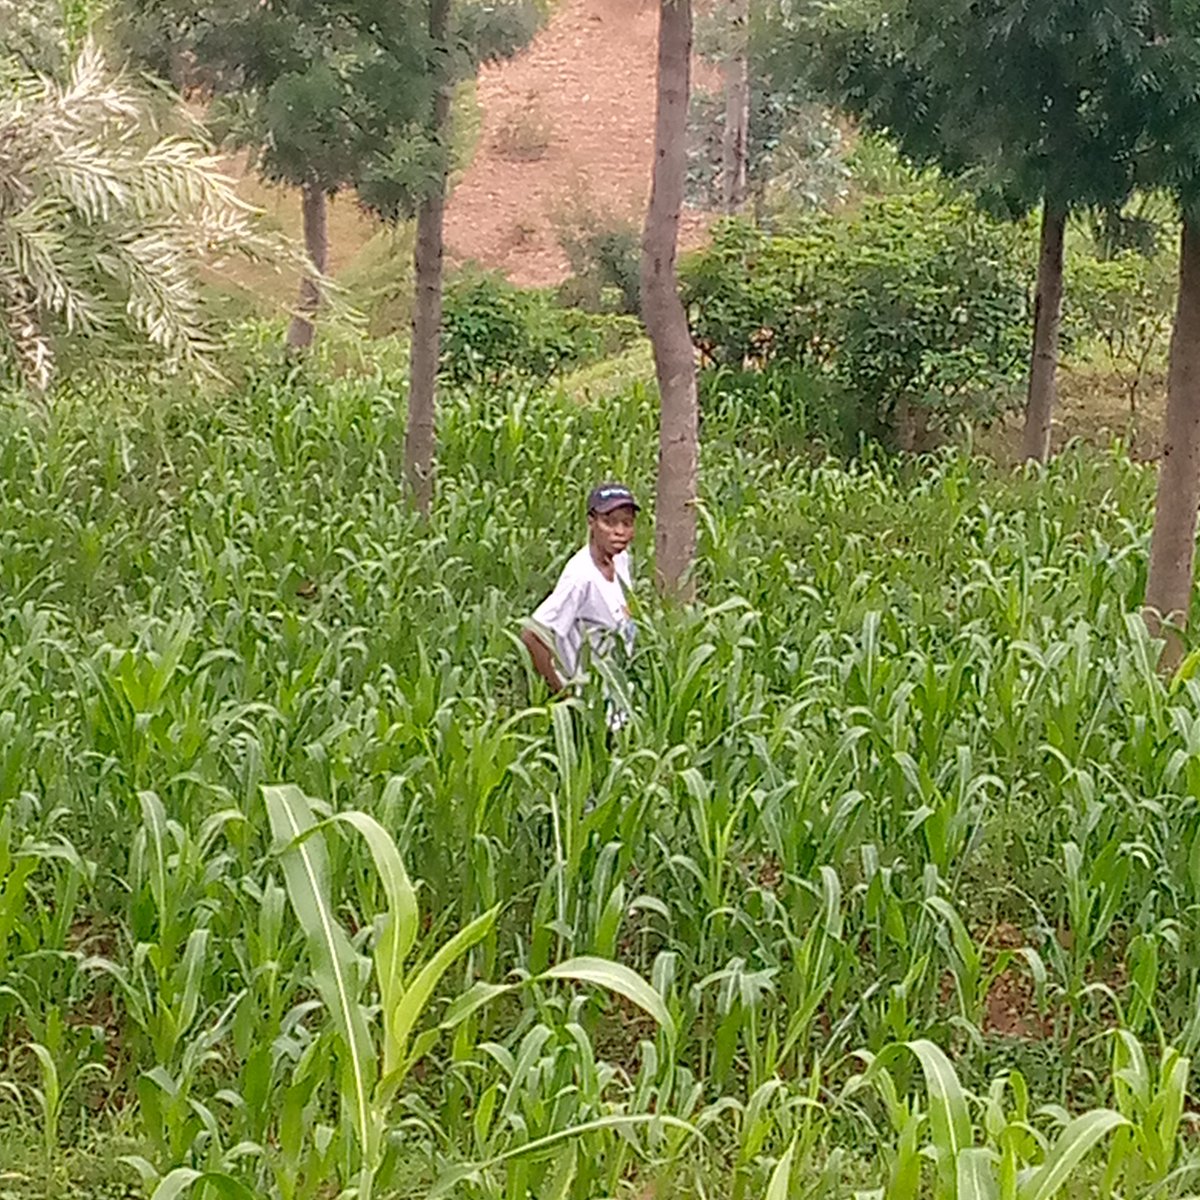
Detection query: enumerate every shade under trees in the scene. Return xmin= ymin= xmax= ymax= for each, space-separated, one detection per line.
xmin=810 ymin=0 xmax=1200 ymax=666
xmin=804 ymin=0 xmax=1142 ymax=464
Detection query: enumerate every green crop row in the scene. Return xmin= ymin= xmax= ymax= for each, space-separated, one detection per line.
xmin=0 ymin=361 xmax=1198 ymax=1197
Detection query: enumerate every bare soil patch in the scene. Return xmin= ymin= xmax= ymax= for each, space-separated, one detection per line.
xmin=444 ymin=0 xmax=716 ymax=286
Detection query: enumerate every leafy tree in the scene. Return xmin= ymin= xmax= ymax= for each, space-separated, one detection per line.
xmin=644 ymin=0 xmax=699 ymax=595
xmin=691 ymin=0 xmax=846 ymax=220
xmin=112 ymin=0 xmax=436 ymax=348
xmin=115 ymin=0 xmax=540 ymax=507
xmin=803 ymin=0 xmax=1142 ymax=462
xmin=0 ymin=39 xmax=307 ymax=391
xmin=403 ymin=0 xmax=541 ymax=511
xmin=118 ymin=0 xmax=541 ymax=495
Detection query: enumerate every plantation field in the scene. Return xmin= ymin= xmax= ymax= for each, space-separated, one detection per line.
xmin=4 ymin=357 xmax=1200 ymax=1198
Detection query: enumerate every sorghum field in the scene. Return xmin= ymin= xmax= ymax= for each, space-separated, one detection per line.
xmin=2 ymin=359 xmax=1198 ymax=1199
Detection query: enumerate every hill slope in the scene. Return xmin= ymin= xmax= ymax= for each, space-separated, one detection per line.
xmin=445 ymin=0 xmax=712 ymax=286
xmin=224 ymin=0 xmax=712 ymax=296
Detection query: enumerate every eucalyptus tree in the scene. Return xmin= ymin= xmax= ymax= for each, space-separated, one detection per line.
xmin=643 ymin=0 xmax=699 ymax=595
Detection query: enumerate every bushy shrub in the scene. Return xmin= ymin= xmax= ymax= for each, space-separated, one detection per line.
xmin=454 ymin=0 xmax=549 ymax=62
xmin=686 ymin=87 xmax=848 ymax=216
xmin=681 ymin=191 xmax=1031 ymax=447
xmin=1062 ymin=245 xmax=1177 ymax=416
xmin=440 ymin=271 xmax=640 ymax=388
xmin=555 ymin=208 xmax=643 ymax=315
xmin=681 ymin=217 xmax=835 ymax=368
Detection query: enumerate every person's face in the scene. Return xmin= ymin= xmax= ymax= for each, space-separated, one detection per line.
xmin=589 ymin=505 xmax=637 ymax=557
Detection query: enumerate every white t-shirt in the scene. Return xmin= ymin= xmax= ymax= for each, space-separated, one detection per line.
xmin=529 ymin=545 xmax=635 ymax=681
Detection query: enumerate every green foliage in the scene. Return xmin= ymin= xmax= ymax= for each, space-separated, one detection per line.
xmin=337 ymin=225 xmax=418 ymax=339
xmin=686 ymin=87 xmax=847 ymax=215
xmin=700 ymin=362 xmax=841 ymax=453
xmin=0 ymin=41 xmax=313 ymax=391
xmin=453 ymin=0 xmax=547 ymax=66
xmin=4 ymin=348 xmax=1200 ymax=1193
xmin=1082 ymin=191 xmax=1180 ymax=261
xmin=1062 ymin=243 xmax=1177 ymax=416
xmin=682 ymin=193 xmax=1031 ymax=446
xmin=848 ymin=1039 xmax=1138 ymax=1200
xmin=688 ymin=0 xmax=849 ymax=218
xmin=845 ymin=131 xmax=944 ymax=199
xmin=556 ymin=211 xmax=643 ymax=315
xmin=802 ymin=0 xmax=1141 ymax=220
xmin=440 ymin=272 xmax=640 ymax=388
xmin=114 ymin=0 xmax=544 ymax=221
xmin=114 ymin=0 xmax=431 ymax=197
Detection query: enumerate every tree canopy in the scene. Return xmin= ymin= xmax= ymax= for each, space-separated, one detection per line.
xmin=112 ymin=0 xmax=542 ymax=218
xmin=803 ymin=0 xmax=1144 ymax=218
xmin=114 ymin=1 xmax=435 ymax=209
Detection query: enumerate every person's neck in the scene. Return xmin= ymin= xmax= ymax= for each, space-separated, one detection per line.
xmin=589 ymin=539 xmax=615 ymax=580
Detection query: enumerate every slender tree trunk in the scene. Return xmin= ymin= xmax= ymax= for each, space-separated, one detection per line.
xmin=405 ymin=0 xmax=452 ymax=515
xmin=286 ymin=178 xmax=329 ymax=351
xmin=1021 ymin=199 xmax=1067 ymax=463
xmin=642 ymin=0 xmax=698 ymax=597
xmin=1144 ymin=216 xmax=1200 ymax=671
xmin=168 ymin=44 xmax=189 ymax=92
xmin=720 ymin=0 xmax=749 ymax=213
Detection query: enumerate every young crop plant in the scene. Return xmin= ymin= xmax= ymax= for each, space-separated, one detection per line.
xmin=0 ymin=359 xmax=1196 ymax=1197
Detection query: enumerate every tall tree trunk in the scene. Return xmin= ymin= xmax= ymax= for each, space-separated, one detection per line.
xmin=1021 ymin=199 xmax=1066 ymax=463
xmin=405 ymin=0 xmax=452 ymax=515
xmin=1145 ymin=216 xmax=1200 ymax=671
xmin=286 ymin=178 xmax=329 ymax=351
xmin=720 ymin=0 xmax=749 ymax=213
xmin=642 ymin=0 xmax=698 ymax=597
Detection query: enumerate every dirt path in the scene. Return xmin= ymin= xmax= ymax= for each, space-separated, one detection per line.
xmin=444 ymin=0 xmax=714 ymax=286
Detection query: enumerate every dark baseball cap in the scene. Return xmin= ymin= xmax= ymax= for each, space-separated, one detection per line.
xmin=587 ymin=482 xmax=640 ymax=515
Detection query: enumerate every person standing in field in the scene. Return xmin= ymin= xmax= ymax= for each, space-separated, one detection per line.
xmin=521 ymin=483 xmax=639 ymax=725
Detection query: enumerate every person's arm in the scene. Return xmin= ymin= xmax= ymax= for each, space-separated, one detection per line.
xmin=526 ymin=569 xmax=582 ymax=696
xmin=521 ymin=626 xmax=565 ymax=694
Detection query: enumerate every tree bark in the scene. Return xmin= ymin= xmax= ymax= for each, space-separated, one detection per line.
xmin=720 ymin=0 xmax=749 ymax=213
xmin=286 ymin=178 xmax=329 ymax=351
xmin=1144 ymin=216 xmax=1200 ymax=671
xmin=1020 ymin=199 xmax=1066 ymax=463
xmin=405 ymin=0 xmax=452 ymax=515
xmin=642 ymin=0 xmax=698 ymax=597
